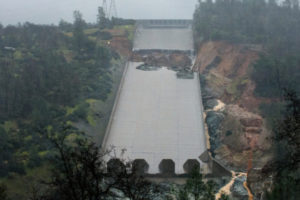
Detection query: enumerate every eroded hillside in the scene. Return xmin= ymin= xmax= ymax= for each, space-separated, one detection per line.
xmin=194 ymin=41 xmax=273 ymax=171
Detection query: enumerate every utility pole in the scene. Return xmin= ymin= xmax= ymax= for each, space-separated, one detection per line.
xmin=101 ymin=0 xmax=117 ymax=19
xmin=109 ymin=0 xmax=118 ymax=19
xmin=102 ymin=0 xmax=108 ymax=18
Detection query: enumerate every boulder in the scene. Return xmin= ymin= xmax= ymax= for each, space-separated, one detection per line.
xmin=206 ymin=111 xmax=224 ymax=152
xmin=206 ymin=111 xmax=225 ymax=137
xmin=230 ymin=176 xmax=248 ymax=200
xmin=204 ymin=99 xmax=219 ymax=110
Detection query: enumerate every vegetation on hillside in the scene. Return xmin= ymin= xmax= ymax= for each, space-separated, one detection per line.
xmin=194 ymin=1 xmax=300 ymax=198
xmin=178 ymin=168 xmax=217 ymax=200
xmin=263 ymin=91 xmax=300 ymax=200
xmin=194 ymin=0 xmax=300 ymax=98
xmin=1 ymin=128 xmax=226 ymax=200
xmin=0 ymin=9 xmax=123 ymax=194
xmin=31 ymin=132 xmax=152 ymax=200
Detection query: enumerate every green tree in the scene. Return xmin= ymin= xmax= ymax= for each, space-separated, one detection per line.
xmin=37 ymin=131 xmax=151 ymax=200
xmin=219 ymin=193 xmax=230 ymax=200
xmin=97 ymin=7 xmax=107 ymax=29
xmin=263 ymin=91 xmax=300 ymax=200
xmin=274 ymin=90 xmax=300 ymax=172
xmin=179 ymin=168 xmax=216 ymax=200
xmin=73 ymin=10 xmax=86 ymax=52
xmin=59 ymin=20 xmax=73 ymax=32
xmin=0 ymin=11 xmax=114 ymax=182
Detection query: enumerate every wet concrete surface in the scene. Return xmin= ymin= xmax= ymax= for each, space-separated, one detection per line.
xmin=104 ymin=62 xmax=206 ymax=174
xmin=133 ymin=26 xmax=193 ymax=51
xmin=103 ymin=20 xmax=206 ymax=174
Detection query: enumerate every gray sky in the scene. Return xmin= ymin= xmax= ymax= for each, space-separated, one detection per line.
xmin=0 ymin=0 xmax=198 ymax=25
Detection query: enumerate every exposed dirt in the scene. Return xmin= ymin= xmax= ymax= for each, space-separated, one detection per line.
xmin=100 ymin=27 xmax=134 ymax=58
xmin=108 ymin=36 xmax=132 ymax=57
xmin=223 ymin=105 xmax=268 ymax=151
xmin=194 ymin=41 xmax=267 ymax=113
xmin=197 ymin=41 xmax=273 ymax=173
xmin=194 ymin=41 xmax=260 ymax=77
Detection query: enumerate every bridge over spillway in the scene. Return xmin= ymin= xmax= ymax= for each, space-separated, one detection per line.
xmin=102 ymin=20 xmax=208 ymax=175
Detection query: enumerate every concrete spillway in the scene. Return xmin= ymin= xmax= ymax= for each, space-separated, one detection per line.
xmin=103 ymin=20 xmax=207 ymax=174
xmin=133 ymin=20 xmax=193 ymax=52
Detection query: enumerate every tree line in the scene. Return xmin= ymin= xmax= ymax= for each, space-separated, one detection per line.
xmin=0 ymin=11 xmax=113 ymax=178
xmin=194 ymin=1 xmax=300 ymax=199
xmin=194 ymin=0 xmax=300 ymax=98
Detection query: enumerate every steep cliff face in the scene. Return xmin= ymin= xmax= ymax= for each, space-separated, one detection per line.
xmin=195 ymin=41 xmax=272 ymax=171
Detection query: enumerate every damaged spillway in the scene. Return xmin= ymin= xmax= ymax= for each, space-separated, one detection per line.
xmin=102 ymin=20 xmax=207 ymax=175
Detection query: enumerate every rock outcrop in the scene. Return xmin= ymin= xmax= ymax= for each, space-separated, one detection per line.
xmin=230 ymin=176 xmax=249 ymax=200
xmin=224 ymin=105 xmax=264 ymax=151
xmin=198 ymin=41 xmax=272 ymax=174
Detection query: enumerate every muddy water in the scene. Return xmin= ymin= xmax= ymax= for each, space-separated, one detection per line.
xmin=104 ymin=63 xmax=207 ymax=174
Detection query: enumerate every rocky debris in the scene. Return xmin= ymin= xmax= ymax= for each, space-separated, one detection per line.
xmin=202 ymin=70 xmax=232 ymax=100
xmin=194 ymin=41 xmax=259 ymax=78
xmin=176 ymin=70 xmax=194 ymax=79
xmin=201 ymin=86 xmax=221 ymax=101
xmin=203 ymin=102 xmax=270 ymax=170
xmin=230 ymin=175 xmax=249 ymax=200
xmin=197 ymin=41 xmax=272 ymax=199
xmin=202 ymin=56 xmax=222 ymax=74
xmin=194 ymin=41 xmax=264 ymax=113
xmin=247 ymin=168 xmax=273 ymax=200
xmin=206 ymin=111 xmax=225 ymax=136
xmin=242 ymin=127 xmax=262 ymax=134
xmin=224 ymin=105 xmax=264 ymax=151
xmin=240 ymin=118 xmax=263 ymax=127
xmin=109 ymin=36 xmax=132 ymax=57
xmin=225 ymin=105 xmax=262 ymax=122
xmin=131 ymin=52 xmax=192 ymax=68
xmin=214 ymin=145 xmax=239 ymax=168
xmin=144 ymin=53 xmax=169 ymax=66
xmin=169 ymin=53 xmax=192 ymax=67
xmin=206 ymin=111 xmax=224 ymax=153
xmin=136 ymin=64 xmax=161 ymax=71
xmin=204 ymin=99 xmax=219 ymax=110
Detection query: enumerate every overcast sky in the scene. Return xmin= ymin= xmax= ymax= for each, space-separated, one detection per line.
xmin=0 ymin=0 xmax=198 ymax=25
